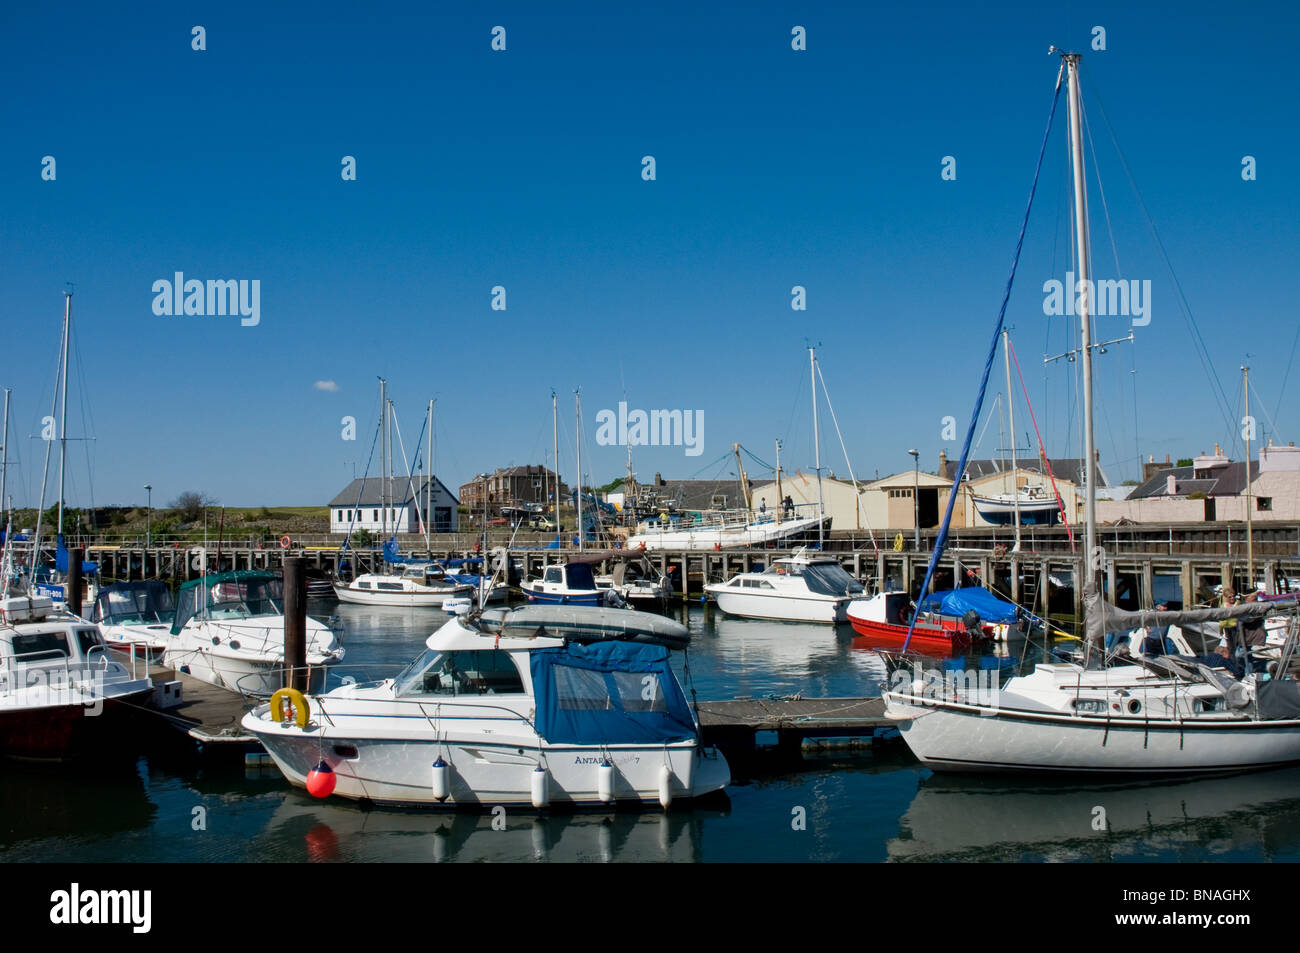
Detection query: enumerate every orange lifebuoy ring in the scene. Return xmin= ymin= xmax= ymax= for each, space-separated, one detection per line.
xmin=638 ymin=542 xmax=647 ymax=551
xmin=279 ymin=535 xmax=292 ymax=550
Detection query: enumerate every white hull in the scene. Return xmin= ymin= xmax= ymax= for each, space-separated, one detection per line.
xmin=253 ymin=725 xmax=729 ymax=807
xmin=98 ymin=621 xmax=169 ymax=657
xmin=333 ymin=584 xmax=472 ymax=607
xmin=627 ymin=515 xmax=827 ymax=552
xmin=165 ymin=617 xmax=342 ymax=696
xmin=709 ymin=589 xmax=849 ymax=623
xmin=884 ymin=691 xmax=1300 ymax=774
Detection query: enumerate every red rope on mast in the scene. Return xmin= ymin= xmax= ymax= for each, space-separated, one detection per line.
xmin=1007 ymin=335 xmax=1076 ymax=551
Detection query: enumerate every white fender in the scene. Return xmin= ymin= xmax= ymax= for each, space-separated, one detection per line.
xmin=658 ymin=763 xmax=673 ymax=809
xmin=597 ymin=759 xmax=615 ymax=803
xmin=530 ymin=765 xmax=550 ymax=808
xmin=431 ymin=756 xmax=450 ymax=801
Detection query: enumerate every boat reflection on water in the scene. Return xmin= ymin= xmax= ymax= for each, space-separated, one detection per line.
xmin=0 ymin=760 xmax=156 ymax=854
xmin=697 ymin=611 xmax=887 ymax=697
xmin=263 ymin=793 xmax=729 ymax=863
xmin=888 ymin=767 xmax=1300 ymax=862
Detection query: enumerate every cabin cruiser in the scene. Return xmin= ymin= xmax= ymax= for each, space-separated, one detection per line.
xmin=242 ymin=604 xmax=730 ymax=808
xmin=0 ymin=595 xmax=153 ymax=760
xmin=522 ymin=557 xmax=614 ymax=607
xmin=705 ymin=551 xmax=863 ymax=623
xmin=91 ymin=580 xmax=175 ymax=662
xmin=334 ymin=562 xmax=474 ymax=607
xmin=166 ymin=570 xmax=345 ymax=696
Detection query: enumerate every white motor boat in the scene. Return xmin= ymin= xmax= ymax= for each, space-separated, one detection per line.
xmin=242 ymin=604 xmax=730 ymax=808
xmin=0 ymin=595 xmax=154 ymax=760
xmin=334 ymin=563 xmax=474 ymax=607
xmin=705 ymin=551 xmax=863 ymax=624
xmin=521 ymin=558 xmax=609 ymax=607
xmin=91 ymin=580 xmax=175 ymax=662
xmin=165 ymin=570 xmax=345 ymax=696
xmin=594 ymin=552 xmax=673 ymax=607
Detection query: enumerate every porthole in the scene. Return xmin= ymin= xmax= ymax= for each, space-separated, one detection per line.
xmin=1127 ymin=699 xmax=1142 ymax=714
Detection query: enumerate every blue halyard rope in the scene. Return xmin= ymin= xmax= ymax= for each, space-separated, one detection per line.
xmin=903 ymin=66 xmax=1065 ymax=652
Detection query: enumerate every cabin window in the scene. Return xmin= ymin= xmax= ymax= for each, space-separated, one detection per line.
xmin=1258 ymin=497 xmax=1273 ymax=512
xmin=357 ymin=581 xmax=371 ymax=589
xmin=757 ymin=580 xmax=775 ymax=589
xmin=76 ymin=628 xmax=102 ymax=656
xmin=554 ymin=665 xmax=613 ymax=709
xmin=611 ymin=671 xmax=668 ymax=712
xmin=395 ymin=649 xmax=524 ymax=697
xmin=10 ymin=631 xmax=69 ymax=662
xmin=544 ymin=568 xmax=563 ymax=584
xmin=373 ymin=510 xmax=379 ymax=521
xmin=377 ymin=583 xmax=403 ymax=591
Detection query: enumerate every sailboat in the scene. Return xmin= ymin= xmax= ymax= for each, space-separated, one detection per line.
xmin=26 ymin=292 xmax=99 ymax=610
xmin=881 ymin=50 xmax=1300 ymax=775
xmin=333 ymin=382 xmax=473 ymax=607
xmin=970 ymin=331 xmax=1062 ymax=528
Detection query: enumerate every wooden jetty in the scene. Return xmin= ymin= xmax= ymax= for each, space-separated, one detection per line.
xmin=145 ymin=664 xmax=257 ymax=747
xmin=76 ymin=521 xmax=1300 ymax=628
xmin=697 ymin=696 xmax=899 ymax=762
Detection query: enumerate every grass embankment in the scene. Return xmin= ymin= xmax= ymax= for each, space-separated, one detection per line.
xmin=7 ymin=506 xmax=330 ymax=542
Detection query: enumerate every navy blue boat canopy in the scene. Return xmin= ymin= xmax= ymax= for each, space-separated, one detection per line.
xmin=530 ymin=640 xmax=697 ymax=746
xmin=917 ymin=586 xmax=1019 ymax=624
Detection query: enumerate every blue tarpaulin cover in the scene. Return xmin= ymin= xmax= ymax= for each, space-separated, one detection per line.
xmin=55 ymin=536 xmax=98 ymax=574
xmin=530 ymin=640 xmax=697 ymax=745
xmin=918 ymin=586 xmax=1018 ymax=623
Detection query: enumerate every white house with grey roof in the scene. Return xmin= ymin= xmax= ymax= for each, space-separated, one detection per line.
xmin=329 ymin=476 xmax=459 ymax=535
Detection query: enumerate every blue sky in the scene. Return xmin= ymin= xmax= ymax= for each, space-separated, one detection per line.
xmin=2 ymin=0 xmax=1297 ymax=509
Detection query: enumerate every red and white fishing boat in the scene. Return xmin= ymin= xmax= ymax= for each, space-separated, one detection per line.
xmin=846 ymin=591 xmax=985 ymax=655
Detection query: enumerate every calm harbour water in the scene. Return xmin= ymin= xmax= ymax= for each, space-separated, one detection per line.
xmin=4 ymin=601 xmax=1300 ymax=863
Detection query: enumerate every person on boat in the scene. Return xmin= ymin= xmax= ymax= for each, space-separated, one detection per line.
xmin=1216 ymin=589 xmax=1266 ymax=674
xmin=759 ymin=499 xmax=767 ymax=517
xmin=1140 ymin=602 xmax=1176 ymax=656
xmin=783 ymin=495 xmax=794 ymax=518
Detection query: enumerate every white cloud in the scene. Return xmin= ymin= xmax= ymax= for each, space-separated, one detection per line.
xmin=314 ymin=380 xmax=340 ymax=392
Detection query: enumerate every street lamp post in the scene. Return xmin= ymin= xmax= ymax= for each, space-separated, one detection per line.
xmin=907 ymin=450 xmax=920 ymax=551
xmin=144 ymin=484 xmax=152 ymax=549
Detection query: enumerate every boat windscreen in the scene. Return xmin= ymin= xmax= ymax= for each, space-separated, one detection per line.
xmin=802 ymin=563 xmax=865 ymax=597
xmin=172 ymin=576 xmax=284 ymax=633
xmin=96 ymin=583 xmax=175 ymax=625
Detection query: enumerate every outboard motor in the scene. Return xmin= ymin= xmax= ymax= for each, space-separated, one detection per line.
xmin=962 ymin=609 xmax=984 ymax=641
